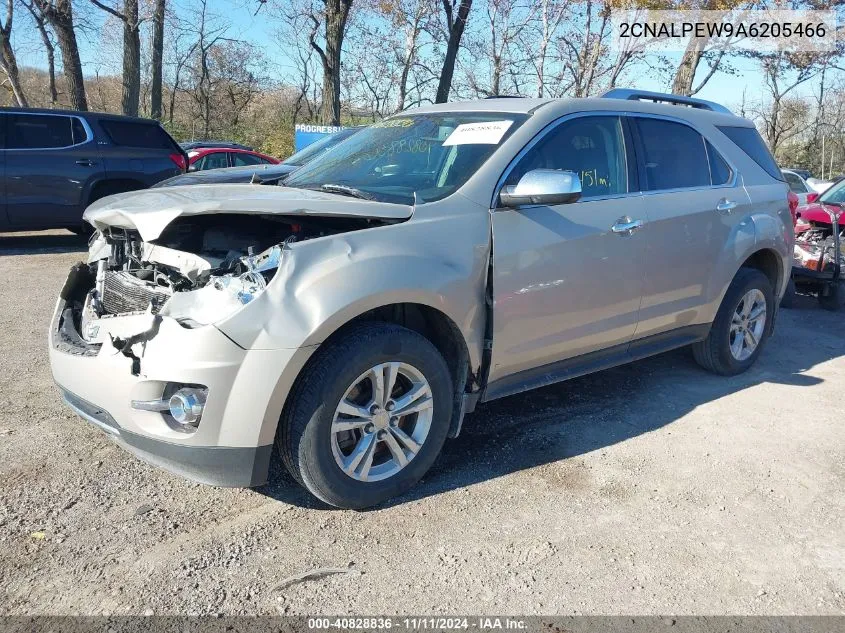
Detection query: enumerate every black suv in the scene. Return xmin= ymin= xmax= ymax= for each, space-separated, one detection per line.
xmin=0 ymin=108 xmax=186 ymax=233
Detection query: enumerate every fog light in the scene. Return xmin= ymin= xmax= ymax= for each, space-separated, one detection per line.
xmin=169 ymin=388 xmax=207 ymax=427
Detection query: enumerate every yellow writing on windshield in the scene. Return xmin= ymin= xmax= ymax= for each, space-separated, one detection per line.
xmin=373 ymin=118 xmax=414 ymax=129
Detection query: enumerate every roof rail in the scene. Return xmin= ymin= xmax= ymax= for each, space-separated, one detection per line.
xmin=601 ymin=88 xmax=733 ymax=115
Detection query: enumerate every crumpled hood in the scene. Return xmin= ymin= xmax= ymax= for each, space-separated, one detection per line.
xmin=83 ymin=184 xmax=414 ymax=241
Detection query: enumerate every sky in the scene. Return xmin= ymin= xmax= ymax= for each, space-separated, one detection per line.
xmin=10 ymin=0 xmax=824 ymax=117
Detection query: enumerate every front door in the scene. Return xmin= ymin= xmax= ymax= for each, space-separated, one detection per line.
xmin=488 ymin=114 xmax=647 ymax=390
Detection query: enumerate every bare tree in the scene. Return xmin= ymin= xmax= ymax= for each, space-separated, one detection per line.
xmin=435 ymin=0 xmax=472 ymax=102
xmin=34 ymin=0 xmax=87 ymax=109
xmin=485 ymin=0 xmax=533 ymax=96
xmin=525 ymin=0 xmax=568 ymax=97
xmin=0 ymin=0 xmax=28 ymax=106
xmin=753 ymin=51 xmax=827 ymax=153
xmin=22 ymin=0 xmax=58 ymax=104
xmin=271 ymin=0 xmax=322 ymax=122
xmin=90 ymin=0 xmax=142 ymax=116
xmin=552 ymin=0 xmax=611 ymax=97
xmin=314 ymin=0 xmax=353 ymax=124
xmin=150 ymin=0 xmax=165 ymax=118
xmin=386 ymin=0 xmax=430 ymax=111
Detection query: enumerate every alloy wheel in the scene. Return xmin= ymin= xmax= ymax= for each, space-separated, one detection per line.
xmin=331 ymin=362 xmax=434 ymax=482
xmin=729 ymin=288 xmax=767 ymax=361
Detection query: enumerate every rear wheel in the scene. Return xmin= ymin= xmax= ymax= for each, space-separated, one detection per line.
xmin=693 ymin=268 xmax=773 ymax=376
xmin=278 ymin=322 xmax=453 ymax=509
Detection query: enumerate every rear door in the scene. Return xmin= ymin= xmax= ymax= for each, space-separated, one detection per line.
xmin=629 ymin=115 xmax=747 ymax=340
xmin=5 ymin=112 xmax=102 ymax=228
xmin=97 ymin=119 xmax=184 ymax=185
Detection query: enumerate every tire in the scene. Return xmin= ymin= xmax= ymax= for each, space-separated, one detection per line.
xmin=818 ymin=281 xmax=845 ymax=311
xmin=278 ymin=322 xmax=453 ymax=509
xmin=692 ymin=268 xmax=774 ymax=376
xmin=780 ymin=277 xmax=797 ymax=309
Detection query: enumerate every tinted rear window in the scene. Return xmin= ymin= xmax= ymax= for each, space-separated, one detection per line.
xmin=6 ymin=113 xmax=76 ymax=149
xmin=231 ymin=152 xmax=263 ymax=166
xmin=635 ymin=118 xmax=710 ymax=190
xmin=100 ymin=120 xmax=178 ymax=151
xmin=706 ymin=141 xmax=732 ymax=185
xmin=718 ymin=126 xmax=782 ymax=181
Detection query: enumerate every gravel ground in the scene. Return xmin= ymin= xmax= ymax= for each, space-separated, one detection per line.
xmin=0 ymin=229 xmax=843 ymax=616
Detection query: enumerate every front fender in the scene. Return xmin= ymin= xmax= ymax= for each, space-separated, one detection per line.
xmin=217 ymin=209 xmax=491 ymax=448
xmin=215 ymin=210 xmax=490 ymax=370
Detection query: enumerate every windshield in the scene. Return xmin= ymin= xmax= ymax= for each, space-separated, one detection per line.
xmin=820 ymin=177 xmax=845 ymax=205
xmin=282 ymin=128 xmax=359 ymax=167
xmin=284 ymin=113 xmax=527 ymax=204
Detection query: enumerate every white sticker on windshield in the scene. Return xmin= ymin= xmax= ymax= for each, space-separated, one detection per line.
xmin=442 ymin=120 xmax=514 ymax=146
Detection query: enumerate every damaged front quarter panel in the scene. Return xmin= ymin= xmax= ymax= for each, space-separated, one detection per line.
xmin=211 ymin=203 xmax=491 ymax=369
xmin=73 ymin=186 xmax=490 ymax=389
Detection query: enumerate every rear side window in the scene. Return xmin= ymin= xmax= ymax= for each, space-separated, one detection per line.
xmin=100 ymin=120 xmax=177 ymax=150
xmin=634 ymin=118 xmax=710 ymax=190
xmin=706 ymin=141 xmax=732 ymax=185
xmin=196 ymin=152 xmax=229 ymax=170
xmin=231 ymin=152 xmax=262 ymax=166
xmin=718 ymin=125 xmax=782 ymax=181
xmin=71 ymin=118 xmax=88 ymax=145
xmin=6 ymin=114 xmax=76 ymax=149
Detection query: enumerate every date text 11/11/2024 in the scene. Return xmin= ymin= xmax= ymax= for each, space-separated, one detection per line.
xmin=307 ymin=617 xmax=528 ymax=630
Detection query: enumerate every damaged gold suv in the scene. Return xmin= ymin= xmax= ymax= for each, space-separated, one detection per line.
xmin=50 ymin=90 xmax=792 ymax=508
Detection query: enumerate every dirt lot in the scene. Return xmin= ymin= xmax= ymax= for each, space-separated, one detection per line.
xmin=0 ymin=229 xmax=843 ymax=616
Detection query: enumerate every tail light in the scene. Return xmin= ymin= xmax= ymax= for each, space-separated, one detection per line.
xmin=787 ymin=190 xmax=799 ymax=225
xmin=806 ymin=192 xmax=819 ymax=204
xmin=169 ymin=153 xmax=187 ymax=172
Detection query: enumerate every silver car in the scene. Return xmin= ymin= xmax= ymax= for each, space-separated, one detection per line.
xmin=49 ymin=89 xmax=792 ymax=508
xmin=781 ymin=168 xmax=816 ymax=206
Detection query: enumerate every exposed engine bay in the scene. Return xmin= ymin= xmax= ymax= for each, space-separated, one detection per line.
xmin=794 ymin=222 xmax=845 ymax=272
xmin=61 ymin=214 xmax=388 ymax=343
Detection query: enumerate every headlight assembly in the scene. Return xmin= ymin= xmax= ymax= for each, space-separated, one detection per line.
xmin=159 ymin=244 xmax=283 ymax=326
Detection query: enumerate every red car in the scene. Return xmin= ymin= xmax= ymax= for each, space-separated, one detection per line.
xmin=793 ymin=175 xmax=845 ymax=234
xmin=187 ymin=147 xmax=279 ymax=171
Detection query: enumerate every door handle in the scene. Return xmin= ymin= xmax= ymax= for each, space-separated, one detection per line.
xmin=716 ymin=199 xmax=737 ymax=214
xmin=611 ymin=217 xmax=644 ymax=235
xmin=75 ymin=159 xmax=96 ymax=167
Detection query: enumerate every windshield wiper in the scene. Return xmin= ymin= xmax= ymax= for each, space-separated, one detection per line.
xmin=320 ymin=183 xmax=373 ymax=200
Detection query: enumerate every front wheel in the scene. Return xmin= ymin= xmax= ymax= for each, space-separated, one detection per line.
xmin=278 ymin=322 xmax=453 ymax=509
xmin=692 ymin=268 xmax=773 ymax=376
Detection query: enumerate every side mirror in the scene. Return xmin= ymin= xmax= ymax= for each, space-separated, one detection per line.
xmin=188 ymin=164 xmax=198 ymax=172
xmin=499 ymin=169 xmax=582 ymax=208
